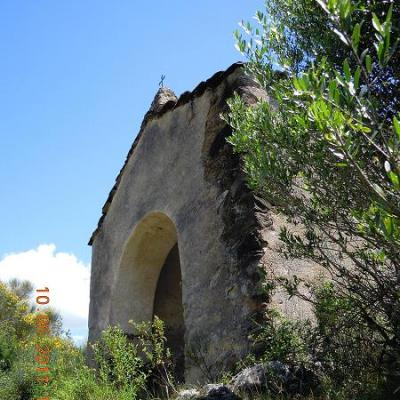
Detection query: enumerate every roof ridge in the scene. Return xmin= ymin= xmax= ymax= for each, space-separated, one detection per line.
xmin=88 ymin=62 xmax=244 ymax=245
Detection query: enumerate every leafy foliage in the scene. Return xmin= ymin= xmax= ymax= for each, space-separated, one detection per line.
xmin=0 ymin=279 xmax=175 ymax=400
xmin=133 ymin=316 xmax=175 ymax=393
xmin=55 ymin=318 xmax=174 ymax=400
xmin=0 ymin=280 xmax=67 ymax=400
xmin=250 ymin=309 xmax=311 ymax=366
xmin=93 ymin=326 xmax=145 ymax=390
xmin=226 ymin=0 xmax=400 ymax=396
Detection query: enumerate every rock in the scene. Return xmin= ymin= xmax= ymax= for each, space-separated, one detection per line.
xmin=268 ymin=360 xmax=291 ymax=383
xmin=148 ymin=87 xmax=177 ymax=114
xmin=231 ymin=363 xmax=267 ymax=393
xmin=175 ymin=388 xmax=200 ymax=400
xmin=202 ymin=384 xmax=226 ymax=394
xmin=200 ymin=384 xmax=239 ymax=400
xmin=230 ymin=361 xmax=320 ymax=396
xmin=283 ymin=363 xmax=320 ymax=395
xmin=175 ymin=384 xmax=239 ymax=400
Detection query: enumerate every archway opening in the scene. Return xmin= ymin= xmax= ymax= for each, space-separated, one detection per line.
xmin=111 ymin=212 xmax=185 ymax=382
xmin=153 ymin=243 xmax=185 ymax=382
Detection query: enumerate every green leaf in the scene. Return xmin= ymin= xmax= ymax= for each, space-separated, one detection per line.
xmin=340 ymin=0 xmax=351 ymax=20
xmin=352 ymin=23 xmax=361 ymax=50
xmin=333 ymin=28 xmax=350 ymax=45
xmin=372 ymin=13 xmax=384 ymax=35
xmin=377 ymin=40 xmax=385 ymax=65
xmin=343 ymin=59 xmax=351 ymax=82
xmin=385 ymin=3 xmax=393 ymax=25
xmin=383 ymin=216 xmax=394 ymax=236
xmin=327 ymin=0 xmax=337 ymax=10
xmin=388 ymin=171 xmax=400 ymax=190
xmin=366 ymin=54 xmax=373 ymax=73
xmin=255 ymin=11 xmax=264 ymax=23
xmin=394 ymin=117 xmax=400 ymax=140
xmin=329 ymin=79 xmax=338 ymax=99
xmin=298 ymin=75 xmax=310 ymax=91
xmin=335 ymin=71 xmax=346 ymax=87
xmin=354 ymin=66 xmax=361 ymax=90
xmin=360 ymin=48 xmax=369 ymax=62
xmin=293 ymin=78 xmax=302 ymax=91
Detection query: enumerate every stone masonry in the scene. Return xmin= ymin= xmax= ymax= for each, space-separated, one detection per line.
xmin=88 ymin=63 xmax=319 ymax=383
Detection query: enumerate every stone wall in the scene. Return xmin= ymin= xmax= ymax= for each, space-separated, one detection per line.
xmin=88 ymin=63 xmax=318 ymax=383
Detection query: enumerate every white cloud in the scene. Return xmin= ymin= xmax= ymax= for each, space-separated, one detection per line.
xmin=0 ymin=244 xmax=90 ymax=341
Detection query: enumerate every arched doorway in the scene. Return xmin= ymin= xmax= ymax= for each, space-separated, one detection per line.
xmin=110 ymin=212 xmax=185 ymax=381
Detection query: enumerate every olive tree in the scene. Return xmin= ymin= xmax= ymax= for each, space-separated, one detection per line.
xmin=226 ymin=0 xmax=400 ymax=388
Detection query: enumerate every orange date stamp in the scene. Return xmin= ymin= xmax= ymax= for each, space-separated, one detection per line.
xmin=34 ymin=287 xmax=52 ymax=400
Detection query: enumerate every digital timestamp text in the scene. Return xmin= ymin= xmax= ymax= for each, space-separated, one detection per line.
xmin=34 ymin=287 xmax=52 ymax=400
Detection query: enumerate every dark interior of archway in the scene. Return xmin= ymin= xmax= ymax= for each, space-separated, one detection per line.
xmin=153 ymin=244 xmax=185 ymax=382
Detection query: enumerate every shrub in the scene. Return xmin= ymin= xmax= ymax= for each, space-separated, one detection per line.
xmin=0 ymin=277 xmax=174 ymax=400
xmin=250 ymin=309 xmax=311 ymax=366
xmin=133 ymin=316 xmax=174 ymax=393
xmin=0 ymin=371 xmax=19 ymax=400
xmin=248 ymin=285 xmax=392 ymax=398
xmin=227 ymin=0 xmax=400 ymax=397
xmin=93 ymin=326 xmax=147 ymax=394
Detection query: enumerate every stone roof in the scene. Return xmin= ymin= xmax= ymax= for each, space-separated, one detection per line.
xmin=88 ymin=62 xmax=244 ymax=245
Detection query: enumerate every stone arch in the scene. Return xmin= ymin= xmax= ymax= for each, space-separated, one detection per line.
xmin=88 ymin=65 xmax=278 ymax=382
xmin=110 ymin=212 xmax=185 ymax=378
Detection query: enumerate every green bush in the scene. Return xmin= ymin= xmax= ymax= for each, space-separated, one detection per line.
xmin=53 ymin=364 xmax=140 ymax=400
xmin=250 ymin=309 xmax=311 ymax=366
xmin=92 ymin=326 xmax=147 ymax=395
xmin=248 ymin=284 xmax=392 ymax=399
xmin=133 ymin=316 xmax=174 ymax=392
xmin=53 ymin=318 xmax=174 ymax=400
xmin=0 ymin=356 xmax=36 ymax=400
xmin=312 ymin=283 xmax=391 ymax=399
xmin=227 ymin=0 xmax=400 ymax=397
xmin=0 ymin=279 xmax=175 ymax=400
xmin=0 ymin=324 xmax=18 ymax=371
xmin=0 ymin=371 xmax=19 ymax=400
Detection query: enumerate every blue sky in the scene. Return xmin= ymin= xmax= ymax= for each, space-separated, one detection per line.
xmin=0 ymin=0 xmax=264 ymax=340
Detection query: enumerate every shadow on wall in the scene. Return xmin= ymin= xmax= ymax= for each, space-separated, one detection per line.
xmin=154 ymin=243 xmax=184 ymax=381
xmin=110 ymin=212 xmax=185 ymax=381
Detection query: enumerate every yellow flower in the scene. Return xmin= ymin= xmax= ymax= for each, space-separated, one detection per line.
xmin=23 ymin=313 xmax=36 ymax=325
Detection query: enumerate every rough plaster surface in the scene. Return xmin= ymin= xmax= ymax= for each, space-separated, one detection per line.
xmin=88 ymin=63 xmax=319 ymax=383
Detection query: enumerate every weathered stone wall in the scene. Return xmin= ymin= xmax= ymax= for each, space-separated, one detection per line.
xmin=88 ymin=63 xmax=318 ymax=383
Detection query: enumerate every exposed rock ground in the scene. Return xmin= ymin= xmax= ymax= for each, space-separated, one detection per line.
xmin=175 ymin=362 xmax=321 ymax=399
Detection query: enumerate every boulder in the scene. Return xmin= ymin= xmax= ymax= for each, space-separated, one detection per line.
xmin=175 ymin=388 xmax=200 ymax=400
xmin=175 ymin=384 xmax=239 ymax=400
xmin=200 ymin=384 xmax=239 ymax=400
xmin=230 ymin=361 xmax=320 ymax=396
xmin=230 ymin=363 xmax=267 ymax=393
